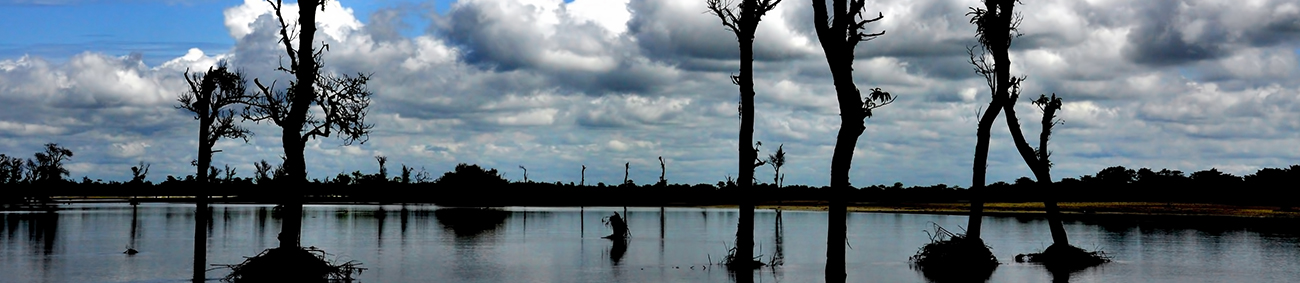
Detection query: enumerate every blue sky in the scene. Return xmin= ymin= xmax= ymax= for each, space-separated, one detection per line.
xmin=0 ymin=0 xmax=459 ymax=64
xmin=1 ymin=0 xmax=1299 ymax=187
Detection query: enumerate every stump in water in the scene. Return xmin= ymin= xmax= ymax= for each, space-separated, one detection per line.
xmin=1015 ymin=243 xmax=1110 ymax=272
xmin=603 ymin=212 xmax=629 ymax=239
xmin=909 ymin=224 xmax=997 ymax=281
xmin=220 ymin=247 xmax=363 ymax=283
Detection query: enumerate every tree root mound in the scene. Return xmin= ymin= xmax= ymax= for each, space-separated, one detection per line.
xmin=909 ymin=224 xmax=998 ymax=282
xmin=220 ymin=247 xmax=364 ymax=283
xmin=1015 ymin=243 xmax=1110 ymax=272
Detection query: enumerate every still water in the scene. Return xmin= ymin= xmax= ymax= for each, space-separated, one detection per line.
xmin=2 ymin=204 xmax=1299 ymax=282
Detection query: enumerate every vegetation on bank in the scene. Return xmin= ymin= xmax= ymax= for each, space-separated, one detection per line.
xmin=2 ymin=145 xmax=1298 ymax=209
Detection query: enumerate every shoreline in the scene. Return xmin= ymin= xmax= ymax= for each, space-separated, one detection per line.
xmin=28 ymin=199 xmax=1300 ymax=220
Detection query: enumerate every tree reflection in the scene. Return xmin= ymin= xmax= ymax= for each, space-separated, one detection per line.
xmin=433 ymin=208 xmax=509 ymax=238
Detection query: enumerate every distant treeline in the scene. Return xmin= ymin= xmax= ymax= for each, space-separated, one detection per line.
xmin=3 ymin=145 xmax=1298 ymax=207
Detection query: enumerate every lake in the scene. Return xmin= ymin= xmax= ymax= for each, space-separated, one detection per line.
xmin=2 ymin=203 xmax=1299 ymax=282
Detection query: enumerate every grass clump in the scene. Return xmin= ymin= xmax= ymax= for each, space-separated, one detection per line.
xmin=909 ymin=223 xmax=998 ymax=281
xmin=1014 ymin=243 xmax=1110 ymax=272
xmin=220 ymin=247 xmax=364 ymax=283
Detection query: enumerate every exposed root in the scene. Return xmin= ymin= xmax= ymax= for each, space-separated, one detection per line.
xmin=909 ymin=223 xmax=998 ymax=281
xmin=715 ymin=242 xmax=765 ymax=270
xmin=1015 ymin=243 xmax=1110 ymax=272
xmin=218 ymin=247 xmax=364 ymax=283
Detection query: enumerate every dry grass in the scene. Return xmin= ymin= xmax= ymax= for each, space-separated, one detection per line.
xmin=756 ymin=202 xmax=1300 ymax=218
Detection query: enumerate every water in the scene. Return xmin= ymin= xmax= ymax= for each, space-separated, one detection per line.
xmin=2 ymin=203 xmax=1299 ymax=282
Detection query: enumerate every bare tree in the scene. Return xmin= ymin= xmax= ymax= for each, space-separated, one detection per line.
xmin=243 ymin=0 xmax=374 ymax=250
xmin=179 ymin=64 xmax=252 ymax=184
xmin=810 ymin=0 xmax=891 ymax=279
xmin=519 ymin=165 xmax=528 ymax=183
xmin=178 ymin=63 xmax=251 ymax=282
xmin=707 ymin=0 xmax=781 ymax=270
xmin=658 ymin=156 xmax=667 ymax=187
xmin=965 ymin=0 xmax=1019 ymax=241
xmin=1005 ymin=93 xmax=1070 ymax=245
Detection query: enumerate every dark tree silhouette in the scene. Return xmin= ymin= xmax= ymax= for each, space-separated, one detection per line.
xmin=0 ymin=154 xmax=25 ymax=184
xmin=519 ymin=165 xmax=528 ymax=183
xmin=964 ymin=0 xmax=1018 ymax=242
xmin=1001 ymin=93 xmax=1069 ymax=246
xmin=243 ymin=0 xmax=374 ymax=250
xmin=375 ymin=155 xmax=388 ymax=181
xmin=129 ymin=162 xmax=150 ymax=185
xmin=810 ymin=0 xmax=890 ymax=279
xmin=581 ymin=165 xmax=586 ymax=186
xmin=707 ymin=0 xmax=781 ymax=270
xmin=658 ymin=156 xmax=666 ymax=187
xmin=25 ymin=143 xmax=73 ymax=184
xmin=179 ymin=64 xmax=252 ymax=184
xmin=435 ymin=163 xmax=508 ymax=186
xmin=767 ymin=144 xmax=785 ymax=187
xmin=177 ymin=63 xmax=252 ymax=283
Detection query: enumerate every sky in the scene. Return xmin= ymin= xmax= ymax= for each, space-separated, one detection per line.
xmin=0 ymin=0 xmax=1298 ymax=187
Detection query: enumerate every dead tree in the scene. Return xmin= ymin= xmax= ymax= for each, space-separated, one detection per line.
xmin=965 ymin=0 xmax=1018 ymax=241
xmin=179 ymin=64 xmax=251 ymax=185
xmin=243 ymin=0 xmax=374 ymax=250
xmin=1004 ymin=93 xmax=1068 ymax=245
xmin=810 ymin=0 xmax=891 ymax=280
xmin=707 ymin=0 xmax=781 ymax=270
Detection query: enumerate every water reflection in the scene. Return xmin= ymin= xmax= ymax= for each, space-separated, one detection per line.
xmin=609 ymin=237 xmax=628 ymax=265
xmin=126 ymin=204 xmax=138 ymax=255
xmin=2 ymin=206 xmax=1300 ymax=283
xmin=434 ymin=208 xmax=508 ymax=238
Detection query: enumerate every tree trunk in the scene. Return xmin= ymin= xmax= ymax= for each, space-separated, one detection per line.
xmin=1001 ymin=100 xmax=1068 ymax=246
xmin=734 ymin=17 xmax=757 ymax=270
xmin=193 ymin=86 xmax=213 ymax=282
xmin=966 ymin=101 xmax=1000 ymax=239
xmin=826 ymin=90 xmax=864 ymax=282
xmin=279 ymin=129 xmax=306 ymax=249
xmin=277 ymin=0 xmax=319 ymax=251
xmin=192 ymin=194 xmax=208 ymax=283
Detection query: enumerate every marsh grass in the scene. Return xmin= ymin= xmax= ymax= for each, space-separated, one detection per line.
xmin=909 ymin=223 xmax=998 ymax=281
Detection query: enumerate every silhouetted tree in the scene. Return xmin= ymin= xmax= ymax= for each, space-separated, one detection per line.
xmin=435 ymin=163 xmax=508 ymax=186
xmin=964 ymin=0 xmax=1019 ymax=242
xmin=658 ymin=156 xmax=667 ymax=187
xmin=177 ymin=65 xmax=249 ymax=282
xmin=375 ymin=155 xmax=388 ymax=181
xmin=243 ymin=0 xmax=374 ymax=249
xmin=0 ymin=154 xmax=24 ymax=184
xmin=25 ymin=143 xmax=73 ymax=184
xmin=519 ymin=165 xmax=528 ymax=183
xmin=581 ymin=165 xmax=587 ymax=186
xmin=1095 ymin=166 xmax=1137 ymax=185
xmin=129 ymin=162 xmax=150 ymax=185
xmin=1003 ymin=93 xmax=1071 ymax=246
xmin=400 ymin=164 xmax=413 ymax=184
xmin=810 ymin=0 xmax=890 ymax=279
xmin=767 ymin=144 xmax=785 ymax=188
xmin=708 ymin=0 xmax=781 ymax=270
xmin=179 ymin=64 xmax=251 ymax=186
xmin=252 ymin=159 xmax=285 ymax=184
